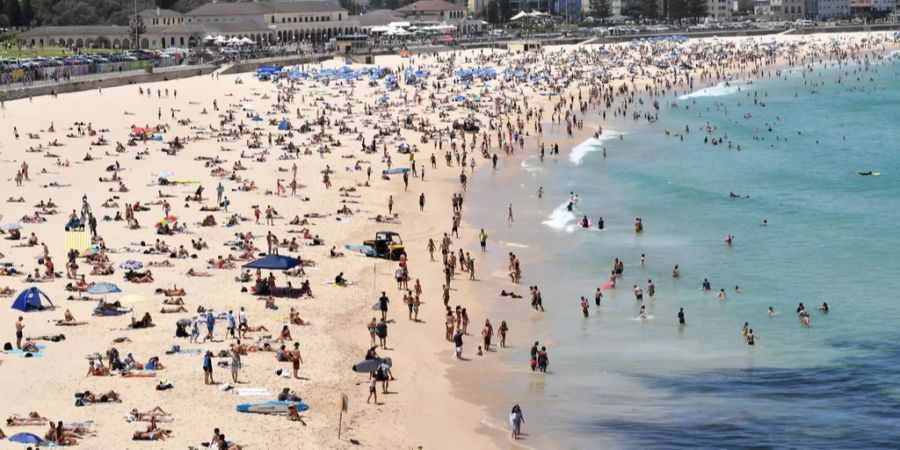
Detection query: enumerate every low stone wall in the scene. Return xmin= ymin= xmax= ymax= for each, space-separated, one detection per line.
xmin=0 ymin=65 xmax=217 ymax=101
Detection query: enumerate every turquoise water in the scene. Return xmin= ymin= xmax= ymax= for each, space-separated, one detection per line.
xmin=466 ymin=54 xmax=900 ymax=448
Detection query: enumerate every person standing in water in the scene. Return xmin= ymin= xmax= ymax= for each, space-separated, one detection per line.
xmin=581 ymin=297 xmax=589 ymax=317
xmin=594 ymin=287 xmax=603 ymax=306
xmin=677 ymin=308 xmax=685 ymax=325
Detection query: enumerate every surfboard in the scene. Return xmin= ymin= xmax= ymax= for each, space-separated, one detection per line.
xmin=344 ymin=243 xmax=377 ymax=257
xmin=601 ymin=282 xmax=614 ymax=289
xmin=382 ymin=167 xmax=410 ymax=175
xmin=352 ymin=357 xmax=392 ymax=373
xmin=236 ymin=401 xmax=309 ymax=414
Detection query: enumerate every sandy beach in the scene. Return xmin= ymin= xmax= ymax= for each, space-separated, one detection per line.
xmin=0 ymin=31 xmax=896 ymax=449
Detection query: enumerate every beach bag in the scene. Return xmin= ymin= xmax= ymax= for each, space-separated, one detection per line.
xmin=3 ymin=342 xmax=12 ymax=351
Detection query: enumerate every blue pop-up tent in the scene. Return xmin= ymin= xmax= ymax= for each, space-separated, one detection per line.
xmin=242 ymin=254 xmax=301 ymax=271
xmin=11 ymin=287 xmax=54 ymax=312
xmin=278 ymin=119 xmax=291 ymax=131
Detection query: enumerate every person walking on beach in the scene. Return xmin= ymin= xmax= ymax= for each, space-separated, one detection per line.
xmin=367 ymin=373 xmax=378 ymax=405
xmin=378 ymin=291 xmax=389 ymax=321
xmin=230 ymin=346 xmax=241 ymax=383
xmin=290 ymin=343 xmax=304 ymax=379
xmin=203 ymin=351 xmax=214 ymax=385
xmin=482 ymin=319 xmax=493 ymax=351
xmin=376 ymin=319 xmax=388 ymax=349
xmin=453 ymin=328 xmax=464 ymax=359
xmin=419 ymin=193 xmax=425 ymax=212
xmin=15 ymin=316 xmax=24 ymax=349
xmin=479 ymin=229 xmax=487 ymax=251
xmin=499 ymin=321 xmax=508 ymax=347
xmin=508 ymin=204 xmax=514 ymax=222
xmin=509 ymin=405 xmax=524 ymax=440
xmin=537 ymin=347 xmax=549 ymax=373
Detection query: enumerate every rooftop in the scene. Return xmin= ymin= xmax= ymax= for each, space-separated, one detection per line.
xmin=187 ymin=1 xmax=347 ymax=16
xmin=395 ymin=0 xmax=465 ymax=13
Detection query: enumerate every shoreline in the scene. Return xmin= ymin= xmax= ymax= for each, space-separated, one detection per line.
xmin=0 ymin=31 xmax=895 ymax=450
xmin=438 ymin=34 xmax=900 ymax=448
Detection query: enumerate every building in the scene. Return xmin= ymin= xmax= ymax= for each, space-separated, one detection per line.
xmin=395 ymin=0 xmax=481 ymax=32
xmin=849 ymin=0 xmax=894 ymax=15
xmin=553 ymin=0 xmax=582 ymax=20
xmin=395 ymin=0 xmax=467 ymax=22
xmin=814 ymin=0 xmax=850 ymax=17
xmin=769 ymin=0 xmax=805 ymax=18
xmin=20 ymin=1 xmax=360 ymax=50
xmin=706 ymin=0 xmax=736 ymax=19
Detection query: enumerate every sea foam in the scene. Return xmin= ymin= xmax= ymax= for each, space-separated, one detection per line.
xmin=568 ymin=130 xmax=622 ymax=165
xmin=678 ymin=83 xmax=741 ymax=100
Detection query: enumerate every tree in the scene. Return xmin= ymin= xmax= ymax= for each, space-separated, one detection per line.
xmin=486 ymin=0 xmax=500 ymax=24
xmin=685 ymin=0 xmax=707 ymax=18
xmin=499 ymin=0 xmax=511 ymax=22
xmin=589 ymin=0 xmax=612 ymax=20
xmin=156 ymin=0 xmax=178 ymax=9
xmin=21 ymin=0 xmax=33 ymax=26
xmin=129 ymin=14 xmax=146 ymax=48
xmin=638 ymin=0 xmax=658 ymax=18
xmin=667 ymin=0 xmax=688 ymax=19
xmin=5 ymin=0 xmax=22 ymax=27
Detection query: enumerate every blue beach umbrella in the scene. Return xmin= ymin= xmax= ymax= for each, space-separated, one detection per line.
xmin=9 ymin=432 xmax=45 ymax=444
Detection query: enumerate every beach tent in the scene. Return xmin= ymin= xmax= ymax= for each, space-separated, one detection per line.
xmin=11 ymin=287 xmax=54 ymax=312
xmin=278 ymin=120 xmax=291 ymax=131
xmin=242 ymin=254 xmax=301 ymax=271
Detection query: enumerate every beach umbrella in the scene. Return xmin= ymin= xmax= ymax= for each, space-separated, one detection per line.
xmin=156 ymin=216 xmax=177 ymax=228
xmin=119 ymin=260 xmax=143 ymax=270
xmin=9 ymin=433 xmax=45 ymax=444
xmin=88 ymin=282 xmax=122 ymax=295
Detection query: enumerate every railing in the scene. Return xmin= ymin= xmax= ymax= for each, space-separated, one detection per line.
xmin=0 ymin=57 xmax=181 ymax=87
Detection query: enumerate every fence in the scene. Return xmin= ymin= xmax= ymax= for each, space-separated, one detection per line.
xmin=0 ymin=58 xmax=180 ymax=86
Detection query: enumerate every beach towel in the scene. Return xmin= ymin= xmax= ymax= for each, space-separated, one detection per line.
xmin=65 ymin=230 xmax=91 ymax=253
xmin=5 ymin=345 xmax=46 ymax=358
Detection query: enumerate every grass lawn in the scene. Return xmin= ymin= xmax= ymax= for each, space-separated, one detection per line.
xmin=0 ymin=45 xmax=123 ymax=58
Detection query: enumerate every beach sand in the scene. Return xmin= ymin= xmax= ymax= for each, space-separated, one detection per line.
xmin=0 ymin=31 xmax=895 ymax=449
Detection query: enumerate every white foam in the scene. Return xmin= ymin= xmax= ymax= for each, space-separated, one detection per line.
xmin=498 ymin=240 xmax=529 ymax=248
xmin=678 ymin=82 xmax=741 ymax=100
xmin=520 ymin=155 xmax=542 ymax=174
xmin=568 ymin=131 xmax=622 ymax=165
xmin=542 ymin=201 xmax=577 ymax=233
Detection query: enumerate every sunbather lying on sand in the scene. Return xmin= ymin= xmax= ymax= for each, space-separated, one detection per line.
xmin=127 ymin=407 xmax=172 ymax=423
xmin=7 ymin=411 xmax=49 ymax=426
xmin=156 ymin=286 xmax=186 ymax=296
xmin=78 ymin=390 xmax=121 ymax=403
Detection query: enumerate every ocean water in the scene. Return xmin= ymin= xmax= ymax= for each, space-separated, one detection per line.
xmin=464 ymin=54 xmax=900 ymax=448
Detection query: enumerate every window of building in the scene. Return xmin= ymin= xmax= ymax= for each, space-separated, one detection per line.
xmin=272 ymin=15 xmax=276 ymax=23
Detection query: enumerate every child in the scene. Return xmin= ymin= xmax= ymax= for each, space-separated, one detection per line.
xmin=477 ymin=346 xmax=483 ymax=356
xmin=367 ymin=375 xmax=377 ymax=404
